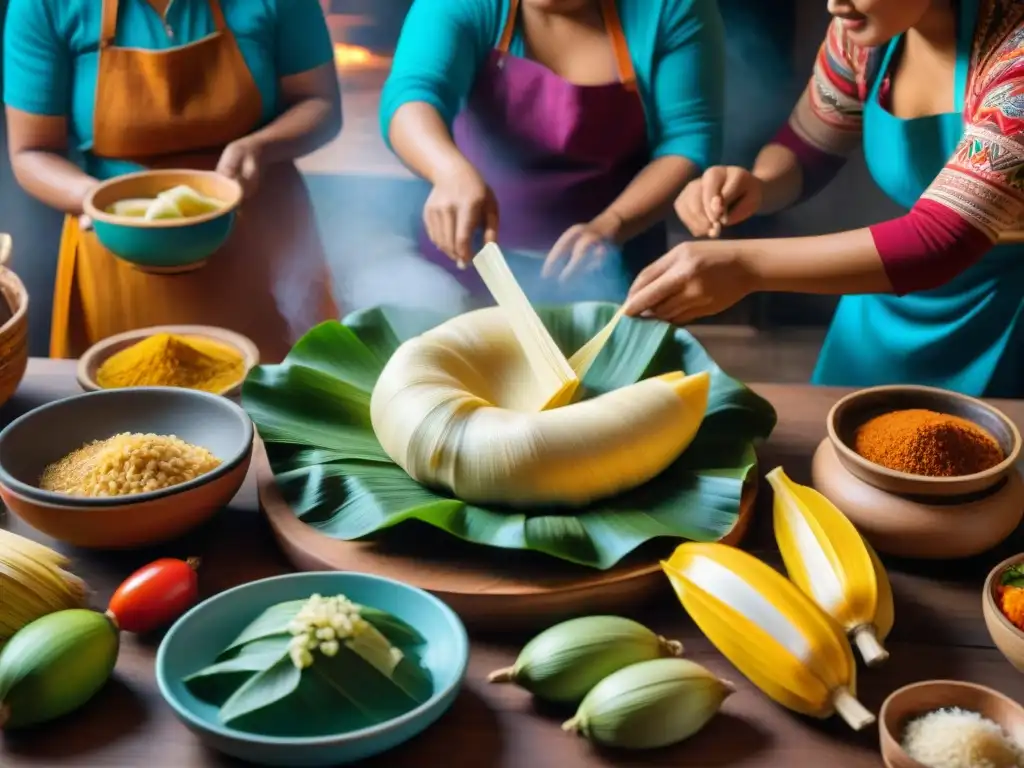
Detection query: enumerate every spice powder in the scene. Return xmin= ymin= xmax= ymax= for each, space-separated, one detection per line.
xmin=852 ymin=408 xmax=1004 ymax=477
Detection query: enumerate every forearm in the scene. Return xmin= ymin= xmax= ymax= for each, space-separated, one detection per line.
xmin=10 ymin=150 xmax=97 ymax=216
xmin=244 ymin=96 xmax=342 ymax=164
xmin=739 ymin=227 xmax=894 ymax=295
xmin=388 ymin=102 xmax=473 ymax=184
xmin=597 ymin=156 xmax=698 ymax=242
xmin=750 ymin=143 xmax=804 ymax=215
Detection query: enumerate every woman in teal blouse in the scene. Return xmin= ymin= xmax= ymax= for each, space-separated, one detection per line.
xmin=4 ymin=0 xmax=342 ymax=361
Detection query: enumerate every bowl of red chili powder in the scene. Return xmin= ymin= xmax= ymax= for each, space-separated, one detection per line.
xmin=827 ymin=385 xmax=1021 ymax=498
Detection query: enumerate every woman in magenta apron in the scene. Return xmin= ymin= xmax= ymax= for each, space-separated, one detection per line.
xmin=381 ymin=0 xmax=725 ymax=303
xmin=625 ymin=0 xmax=1024 ymax=398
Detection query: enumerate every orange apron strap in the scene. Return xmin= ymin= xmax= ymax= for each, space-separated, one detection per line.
xmin=497 ymin=0 xmax=521 ymax=54
xmin=207 ymin=0 xmax=229 ymax=32
xmin=600 ymin=0 xmax=637 ymax=90
xmin=50 ymin=216 xmax=82 ymax=359
xmin=99 ymin=0 xmax=119 ymax=49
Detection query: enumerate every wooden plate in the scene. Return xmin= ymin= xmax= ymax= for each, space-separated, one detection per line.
xmin=256 ymin=444 xmax=757 ymax=630
xmin=77 ymin=324 xmax=259 ymax=398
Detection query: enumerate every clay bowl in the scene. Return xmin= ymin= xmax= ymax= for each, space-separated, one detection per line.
xmin=84 ymin=169 xmax=242 ymax=273
xmin=828 ymin=385 xmax=1021 ymax=498
xmin=984 ymin=553 xmax=1024 ymax=673
xmin=0 ymin=388 xmax=253 ymax=548
xmin=77 ymin=324 xmax=259 ymax=399
xmin=812 ymin=438 xmax=1024 ymax=559
xmin=880 ymin=680 xmax=1024 ymax=767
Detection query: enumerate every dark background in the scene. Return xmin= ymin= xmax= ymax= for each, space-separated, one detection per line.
xmin=0 ymin=0 xmax=901 ymax=355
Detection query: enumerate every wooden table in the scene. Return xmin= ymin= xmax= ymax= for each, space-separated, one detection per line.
xmin=2 ymin=359 xmax=1023 ymax=768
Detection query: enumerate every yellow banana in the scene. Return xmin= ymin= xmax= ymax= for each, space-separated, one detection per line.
xmin=0 ymin=530 xmax=88 ymax=644
xmin=663 ymin=542 xmax=875 ymax=731
xmin=767 ymin=467 xmax=893 ymax=667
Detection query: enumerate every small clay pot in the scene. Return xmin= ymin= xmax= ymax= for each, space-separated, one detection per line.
xmin=880 ymin=680 xmax=1024 ymax=768
xmin=812 ymin=439 xmax=1024 ymax=559
xmin=827 ymin=385 xmax=1021 ymax=498
xmin=984 ymin=553 xmax=1024 ymax=674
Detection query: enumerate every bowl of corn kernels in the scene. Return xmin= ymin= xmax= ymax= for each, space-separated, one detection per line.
xmin=0 ymin=387 xmax=253 ymax=548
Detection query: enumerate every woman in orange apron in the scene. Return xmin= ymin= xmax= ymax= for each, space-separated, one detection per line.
xmin=3 ymin=0 xmax=341 ymax=363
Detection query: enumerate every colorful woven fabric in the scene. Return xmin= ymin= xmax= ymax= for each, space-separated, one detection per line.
xmin=788 ymin=2 xmax=1024 ymax=241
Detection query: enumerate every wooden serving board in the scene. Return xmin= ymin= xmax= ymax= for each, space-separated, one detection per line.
xmin=255 ymin=444 xmax=757 ymax=630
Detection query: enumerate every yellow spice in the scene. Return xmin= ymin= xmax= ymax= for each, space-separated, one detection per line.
xmin=40 ymin=433 xmax=221 ymax=497
xmin=95 ymin=333 xmax=245 ymax=393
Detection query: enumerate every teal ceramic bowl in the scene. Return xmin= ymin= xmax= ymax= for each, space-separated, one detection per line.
xmin=84 ymin=170 xmax=242 ymax=272
xmin=155 ymin=572 xmax=469 ymax=767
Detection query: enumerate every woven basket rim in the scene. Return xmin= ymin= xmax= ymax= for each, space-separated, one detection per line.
xmin=0 ymin=267 xmax=29 ymax=338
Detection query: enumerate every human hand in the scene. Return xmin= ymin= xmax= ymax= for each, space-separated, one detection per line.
xmin=216 ymin=138 xmax=262 ymax=199
xmin=675 ymin=166 xmax=763 ymax=239
xmin=542 ymin=212 xmax=622 ymax=281
xmin=623 ymin=240 xmax=758 ymax=325
xmin=424 ymin=164 xmax=498 ymax=267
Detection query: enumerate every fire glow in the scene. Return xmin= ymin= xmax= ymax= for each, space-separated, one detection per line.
xmin=333 ymin=43 xmax=389 ymax=70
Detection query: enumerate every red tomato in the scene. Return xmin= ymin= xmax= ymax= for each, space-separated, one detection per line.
xmin=107 ymin=557 xmax=200 ymax=634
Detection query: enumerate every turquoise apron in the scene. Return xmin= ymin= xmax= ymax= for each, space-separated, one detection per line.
xmin=811 ymin=0 xmax=1024 ymax=398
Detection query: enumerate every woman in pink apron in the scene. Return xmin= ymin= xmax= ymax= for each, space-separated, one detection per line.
xmin=381 ymin=0 xmax=725 ymax=302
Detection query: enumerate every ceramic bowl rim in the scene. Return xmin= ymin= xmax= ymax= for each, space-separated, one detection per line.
xmin=0 ymin=387 xmax=254 ymax=507
xmin=827 ymin=384 xmax=1022 ymax=486
xmin=983 ymin=552 xmax=1024 ymax=642
xmin=83 ymin=169 xmax=242 ymax=229
xmin=154 ymin=571 xmax=470 ymax=747
xmin=75 ymin=324 xmax=260 ymax=398
xmin=879 ymin=679 xmax=1024 ymax=762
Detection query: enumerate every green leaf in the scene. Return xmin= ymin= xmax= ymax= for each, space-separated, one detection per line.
xmin=185 ymin=637 xmax=291 ymax=705
xmin=220 ymin=601 xmax=306 ymax=658
xmin=541 ymin=302 xmax=672 ymax=396
xmin=357 ymin=607 xmax=427 ymax=648
xmin=219 ymin=654 xmax=302 ymax=725
xmin=242 ymin=302 xmax=776 ymax=570
xmin=311 ymin=643 xmax=433 ymax=718
xmin=1002 ymin=564 xmax=1024 ymax=589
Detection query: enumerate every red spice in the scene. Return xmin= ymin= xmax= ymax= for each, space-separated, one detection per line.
xmin=852 ymin=408 xmax=1004 ymax=477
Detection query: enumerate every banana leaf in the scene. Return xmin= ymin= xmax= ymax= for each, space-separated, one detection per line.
xmin=243 ymin=302 xmax=777 ymax=570
xmin=186 ymin=602 xmax=434 ymax=736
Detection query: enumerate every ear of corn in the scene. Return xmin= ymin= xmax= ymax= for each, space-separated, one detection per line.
xmin=662 ymin=542 xmax=875 ymax=731
xmin=0 ymin=529 xmax=88 ymax=644
xmin=767 ymin=467 xmax=893 ymax=667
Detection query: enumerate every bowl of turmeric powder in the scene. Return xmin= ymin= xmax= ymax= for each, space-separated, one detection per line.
xmin=984 ymin=554 xmax=1024 ymax=674
xmin=77 ymin=325 xmax=259 ymax=399
xmin=827 ymin=385 xmax=1021 ymax=498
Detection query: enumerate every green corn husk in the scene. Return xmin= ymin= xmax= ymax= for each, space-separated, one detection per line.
xmin=562 ymin=658 xmax=733 ymax=750
xmin=488 ymin=616 xmax=683 ymax=704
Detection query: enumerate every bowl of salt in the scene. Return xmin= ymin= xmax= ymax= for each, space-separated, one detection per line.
xmin=880 ymin=680 xmax=1024 ymax=768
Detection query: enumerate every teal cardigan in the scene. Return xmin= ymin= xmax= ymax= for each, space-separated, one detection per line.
xmin=380 ymin=0 xmax=726 ymax=171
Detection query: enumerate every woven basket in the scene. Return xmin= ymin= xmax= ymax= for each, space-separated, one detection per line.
xmin=0 ymin=235 xmax=29 ymax=408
